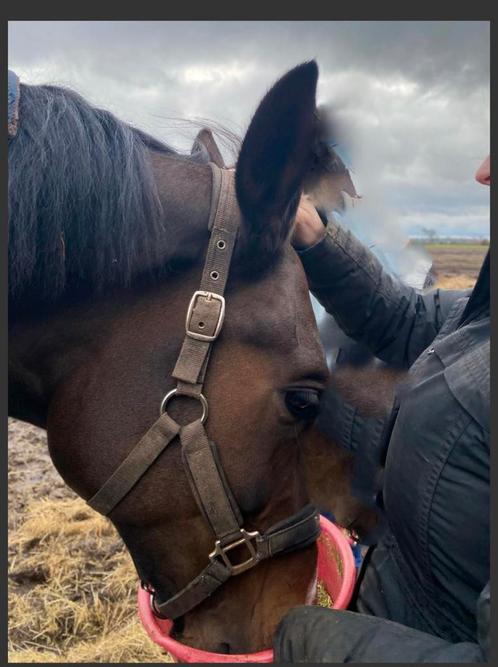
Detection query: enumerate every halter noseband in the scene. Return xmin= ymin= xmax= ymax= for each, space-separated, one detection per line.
xmin=87 ymin=164 xmax=321 ymax=619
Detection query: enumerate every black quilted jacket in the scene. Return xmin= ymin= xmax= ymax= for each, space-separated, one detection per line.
xmin=275 ymin=222 xmax=490 ymax=662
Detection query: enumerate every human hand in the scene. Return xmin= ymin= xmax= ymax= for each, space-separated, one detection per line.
xmin=292 ymin=194 xmax=327 ymax=249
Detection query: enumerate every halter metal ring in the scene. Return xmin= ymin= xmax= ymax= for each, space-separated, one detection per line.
xmin=160 ymin=388 xmax=209 ymax=423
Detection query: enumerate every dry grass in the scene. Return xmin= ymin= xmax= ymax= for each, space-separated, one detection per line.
xmin=8 ymin=496 xmax=172 ymax=663
xmin=315 ymin=581 xmax=333 ymax=608
xmin=433 ymin=274 xmax=478 ymax=290
xmin=423 ymin=242 xmax=487 ymax=290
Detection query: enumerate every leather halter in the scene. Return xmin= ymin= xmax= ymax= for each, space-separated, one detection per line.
xmin=87 ymin=163 xmax=321 ymax=619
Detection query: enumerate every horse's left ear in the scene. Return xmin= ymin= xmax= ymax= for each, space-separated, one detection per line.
xmin=191 ymin=128 xmax=226 ymax=168
xmin=235 ymin=61 xmax=318 ymax=258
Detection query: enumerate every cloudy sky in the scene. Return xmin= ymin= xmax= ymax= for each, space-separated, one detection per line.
xmin=8 ymin=21 xmax=490 ymax=238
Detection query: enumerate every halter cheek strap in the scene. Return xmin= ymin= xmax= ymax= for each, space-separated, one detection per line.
xmin=87 ymin=163 xmax=321 ymax=619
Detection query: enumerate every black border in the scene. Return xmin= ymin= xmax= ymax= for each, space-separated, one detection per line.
xmin=2 ymin=15 xmax=8 ymax=667
xmin=3 ymin=9 xmax=496 ymax=20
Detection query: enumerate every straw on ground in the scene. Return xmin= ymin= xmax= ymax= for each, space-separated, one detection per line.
xmin=8 ymin=496 xmax=172 ymax=663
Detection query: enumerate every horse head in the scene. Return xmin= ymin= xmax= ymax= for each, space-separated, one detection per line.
xmin=9 ymin=62 xmax=334 ymax=653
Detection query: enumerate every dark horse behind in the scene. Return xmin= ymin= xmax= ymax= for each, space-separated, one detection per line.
xmin=8 ymin=61 xmax=381 ymax=653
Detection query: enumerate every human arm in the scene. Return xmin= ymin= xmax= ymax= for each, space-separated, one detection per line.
xmin=294 ymin=197 xmax=469 ymax=367
xmin=273 ymin=581 xmax=489 ymax=663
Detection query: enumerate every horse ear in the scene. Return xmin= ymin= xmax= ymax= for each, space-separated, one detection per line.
xmin=191 ymin=128 xmax=226 ymax=168
xmin=235 ymin=61 xmax=319 ymax=257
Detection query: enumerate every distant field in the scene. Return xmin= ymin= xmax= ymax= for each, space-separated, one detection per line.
xmin=421 ymin=242 xmax=488 ymax=290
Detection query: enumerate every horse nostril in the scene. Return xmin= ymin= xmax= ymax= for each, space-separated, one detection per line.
xmin=214 ymin=642 xmax=231 ymax=654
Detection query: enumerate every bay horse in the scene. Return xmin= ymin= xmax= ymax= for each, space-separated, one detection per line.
xmin=8 ymin=61 xmax=346 ymax=654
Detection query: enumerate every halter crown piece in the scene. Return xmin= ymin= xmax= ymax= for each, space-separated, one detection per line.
xmin=87 ymin=163 xmax=321 ymax=619
xmin=8 ymin=69 xmax=20 ymax=138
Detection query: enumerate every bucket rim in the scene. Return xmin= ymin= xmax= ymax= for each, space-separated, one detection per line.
xmin=137 ymin=514 xmax=356 ymax=663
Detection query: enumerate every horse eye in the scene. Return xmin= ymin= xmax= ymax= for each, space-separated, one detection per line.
xmin=284 ymin=389 xmax=321 ymax=421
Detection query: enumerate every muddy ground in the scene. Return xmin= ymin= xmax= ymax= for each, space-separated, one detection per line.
xmin=8 ymin=420 xmax=74 ymax=527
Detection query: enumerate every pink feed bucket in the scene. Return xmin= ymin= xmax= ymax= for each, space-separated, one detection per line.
xmin=137 ymin=515 xmax=356 ymax=663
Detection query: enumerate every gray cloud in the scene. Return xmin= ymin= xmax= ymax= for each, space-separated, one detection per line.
xmin=8 ymin=20 xmax=490 ymax=238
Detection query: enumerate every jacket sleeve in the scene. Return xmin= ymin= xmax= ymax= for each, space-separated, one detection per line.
xmin=298 ymin=220 xmax=470 ymax=367
xmin=273 ymin=582 xmax=489 ymax=663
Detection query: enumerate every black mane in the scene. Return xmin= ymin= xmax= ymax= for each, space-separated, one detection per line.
xmin=8 ymin=82 xmax=181 ymax=309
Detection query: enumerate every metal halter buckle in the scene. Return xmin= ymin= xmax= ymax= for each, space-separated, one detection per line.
xmin=209 ymin=529 xmax=262 ymax=575
xmin=186 ymin=291 xmax=225 ymax=342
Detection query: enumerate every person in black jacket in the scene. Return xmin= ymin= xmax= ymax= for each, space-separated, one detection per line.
xmin=273 ymin=156 xmax=490 ymax=662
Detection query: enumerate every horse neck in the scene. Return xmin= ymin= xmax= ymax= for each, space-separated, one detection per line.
xmin=8 ymin=155 xmax=214 ymax=428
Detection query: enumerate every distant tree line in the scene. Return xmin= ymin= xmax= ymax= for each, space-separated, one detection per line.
xmin=410 ymin=227 xmax=489 ymax=245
